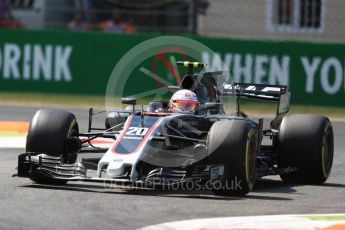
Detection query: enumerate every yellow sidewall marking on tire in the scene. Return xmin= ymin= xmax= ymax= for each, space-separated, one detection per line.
xmin=67 ymin=119 xmax=77 ymax=138
xmin=322 ymin=122 xmax=331 ymax=178
xmin=245 ymin=129 xmax=255 ymax=187
xmin=321 ymin=143 xmax=325 ymax=176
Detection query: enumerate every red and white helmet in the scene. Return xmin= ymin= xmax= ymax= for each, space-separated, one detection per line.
xmin=169 ymin=90 xmax=199 ymax=114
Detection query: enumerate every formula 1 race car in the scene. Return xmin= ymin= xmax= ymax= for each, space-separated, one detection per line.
xmin=15 ymin=61 xmax=334 ymax=196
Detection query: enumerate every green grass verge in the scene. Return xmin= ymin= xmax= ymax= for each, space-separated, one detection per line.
xmin=304 ymin=215 xmax=345 ymax=221
xmin=0 ymin=131 xmax=26 ymax=136
xmin=1 ymin=92 xmax=345 ymax=119
xmin=0 ymin=92 xmax=108 ymax=107
xmin=0 ymin=92 xmax=154 ymax=108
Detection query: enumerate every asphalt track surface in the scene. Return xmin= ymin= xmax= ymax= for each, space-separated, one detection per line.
xmin=0 ymin=104 xmax=344 ymax=230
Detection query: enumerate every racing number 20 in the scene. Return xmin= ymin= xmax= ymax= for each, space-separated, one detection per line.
xmin=126 ymin=127 xmax=149 ymax=136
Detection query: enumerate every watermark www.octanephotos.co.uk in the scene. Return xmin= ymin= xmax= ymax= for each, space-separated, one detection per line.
xmin=103 ymin=177 xmax=243 ymax=191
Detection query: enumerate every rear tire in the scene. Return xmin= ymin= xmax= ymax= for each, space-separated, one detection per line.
xmin=26 ymin=109 xmax=80 ymax=184
xmin=278 ymin=114 xmax=334 ymax=184
xmin=207 ymin=120 xmax=257 ymax=196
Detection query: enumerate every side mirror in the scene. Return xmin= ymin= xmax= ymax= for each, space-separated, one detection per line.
xmin=204 ymin=102 xmax=222 ymax=110
xmin=121 ymin=98 xmax=136 ymax=114
xmin=121 ymin=98 xmax=136 ymax=105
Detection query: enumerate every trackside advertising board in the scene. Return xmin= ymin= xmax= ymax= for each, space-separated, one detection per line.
xmin=0 ymin=28 xmax=344 ymax=106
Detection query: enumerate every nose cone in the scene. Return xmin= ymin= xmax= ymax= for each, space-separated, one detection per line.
xmin=107 ymin=160 xmax=127 ymax=177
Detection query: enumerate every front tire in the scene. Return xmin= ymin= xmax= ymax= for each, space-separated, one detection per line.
xmin=207 ymin=120 xmax=257 ymax=196
xmin=26 ymin=109 xmax=80 ymax=184
xmin=278 ymin=114 xmax=334 ymax=184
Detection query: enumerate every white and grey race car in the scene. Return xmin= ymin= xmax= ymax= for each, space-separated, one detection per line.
xmin=15 ymin=62 xmax=334 ymax=196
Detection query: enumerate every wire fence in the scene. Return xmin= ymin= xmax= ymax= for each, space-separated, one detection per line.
xmin=1 ymin=0 xmax=344 ymax=42
xmin=197 ymin=0 xmax=345 ymax=42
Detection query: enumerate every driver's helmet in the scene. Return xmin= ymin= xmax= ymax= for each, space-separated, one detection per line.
xmin=169 ymin=89 xmax=199 ymax=114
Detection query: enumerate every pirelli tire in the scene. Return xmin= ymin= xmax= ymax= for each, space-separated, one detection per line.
xmin=207 ymin=120 xmax=258 ymax=196
xmin=278 ymin=114 xmax=334 ymax=184
xmin=26 ymin=109 xmax=80 ymax=184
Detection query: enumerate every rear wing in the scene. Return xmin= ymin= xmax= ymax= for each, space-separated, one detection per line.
xmin=223 ymin=83 xmax=290 ymax=115
xmin=223 ymin=83 xmax=286 ymax=101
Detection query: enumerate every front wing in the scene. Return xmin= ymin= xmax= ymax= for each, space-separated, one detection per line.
xmin=16 ymin=153 xmax=227 ymax=189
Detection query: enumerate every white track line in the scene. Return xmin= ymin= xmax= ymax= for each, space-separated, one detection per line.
xmin=0 ymin=137 xmax=26 ymax=148
xmin=139 ymin=214 xmax=345 ymax=230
